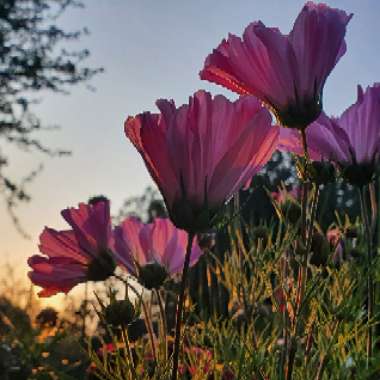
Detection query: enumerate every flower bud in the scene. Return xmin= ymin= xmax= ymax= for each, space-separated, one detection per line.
xmin=138 ymin=262 xmax=168 ymax=290
xmin=307 ymin=161 xmax=335 ymax=185
xmin=197 ymin=233 xmax=216 ymax=251
xmin=88 ymin=195 xmax=109 ymax=205
xmin=104 ymin=299 xmax=135 ymax=327
xmin=310 ymin=231 xmax=330 ymax=266
xmin=281 ymin=200 xmax=301 ymax=225
xmin=36 ymin=307 xmax=58 ymax=328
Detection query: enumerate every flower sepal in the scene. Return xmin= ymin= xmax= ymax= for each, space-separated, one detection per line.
xmin=87 ymin=250 xmax=116 ymax=282
xmin=276 ymin=95 xmax=322 ymax=131
xmin=341 ymin=162 xmax=377 ymax=187
xmin=138 ymin=262 xmax=168 ymax=290
xmin=170 ymin=201 xmax=217 ymax=233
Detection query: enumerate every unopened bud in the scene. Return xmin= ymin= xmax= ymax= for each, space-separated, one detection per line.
xmin=310 ymin=231 xmax=330 ymax=266
xmin=197 ymin=233 xmax=216 ymax=250
xmin=281 ymin=201 xmax=301 ymax=225
xmin=104 ymin=299 xmax=135 ymax=327
xmin=88 ymin=195 xmax=109 ymax=205
xmin=308 ymin=161 xmax=335 ymax=185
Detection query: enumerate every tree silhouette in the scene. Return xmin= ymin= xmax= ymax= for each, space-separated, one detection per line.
xmin=0 ymin=0 xmax=102 ymax=234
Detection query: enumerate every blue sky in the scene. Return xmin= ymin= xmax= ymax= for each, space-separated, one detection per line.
xmin=1 ymin=0 xmax=379 ymax=304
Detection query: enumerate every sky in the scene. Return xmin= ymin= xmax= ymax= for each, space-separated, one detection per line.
xmin=1 ymin=0 xmax=379 ymax=307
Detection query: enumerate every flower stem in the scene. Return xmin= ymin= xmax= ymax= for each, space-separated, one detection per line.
xmin=141 ymin=293 xmax=158 ymax=363
xmin=280 ymin=253 xmax=289 ymax=379
xmin=359 ymin=186 xmax=374 ymax=365
xmin=300 ymin=128 xmax=310 ymax=163
xmin=286 ymin=185 xmax=319 ymax=380
xmin=156 ymin=289 xmax=168 ymax=361
xmin=171 ymin=232 xmax=195 ymax=380
xmin=286 ymin=129 xmax=320 ymax=380
xmin=301 ymin=185 xmax=320 ymax=295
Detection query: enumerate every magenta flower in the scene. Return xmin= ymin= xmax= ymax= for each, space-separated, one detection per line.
xmin=28 ymin=198 xmax=115 ymax=297
xmin=200 ymin=2 xmax=352 ymax=129
xmin=125 ymin=90 xmax=279 ymax=232
xmin=278 ymin=112 xmax=350 ymax=161
xmin=113 ymin=217 xmax=203 ymax=288
xmin=279 ymin=84 xmax=380 ymax=185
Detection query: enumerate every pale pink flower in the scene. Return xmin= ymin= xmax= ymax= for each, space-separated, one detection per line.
xmin=113 ymin=217 xmax=202 ymax=279
xmin=28 ymin=199 xmax=115 ymax=297
xmin=125 ymin=90 xmax=279 ymax=232
xmin=200 ymin=2 xmax=352 ymax=129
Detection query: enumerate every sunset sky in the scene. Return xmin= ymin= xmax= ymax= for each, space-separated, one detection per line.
xmin=1 ymin=0 xmax=379 ymax=307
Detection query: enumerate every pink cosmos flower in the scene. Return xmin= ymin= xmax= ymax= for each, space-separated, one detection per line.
xmin=200 ymin=2 xmax=352 ymax=129
xmin=278 ymin=112 xmax=351 ymax=162
xmin=279 ymin=84 xmax=380 ymax=185
xmin=114 ymin=217 xmax=202 ymax=287
xmin=125 ymin=90 xmax=279 ymax=232
xmin=28 ymin=198 xmax=115 ymax=297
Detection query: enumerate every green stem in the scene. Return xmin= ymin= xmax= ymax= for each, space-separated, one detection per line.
xmin=280 ymin=252 xmax=289 ymax=380
xmin=285 ymin=183 xmax=308 ymax=380
xmin=136 ymin=291 xmax=157 ymax=363
xmin=121 ymin=323 xmax=137 ymax=379
xmin=171 ymin=232 xmax=195 ymax=380
xmin=359 ymin=186 xmax=374 ymax=365
xmin=304 ymin=186 xmax=320 ymax=271
xmin=286 ymin=129 xmax=320 ymax=380
xmin=156 ymin=289 xmax=168 ymax=361
xmin=300 ymin=128 xmax=310 ymax=164
xmin=369 ymin=183 xmax=377 ymax=230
